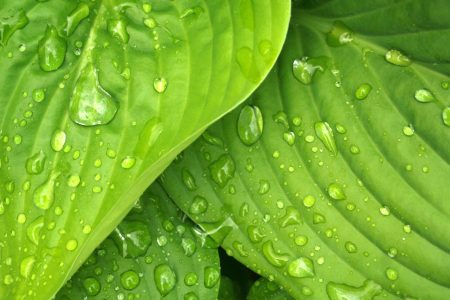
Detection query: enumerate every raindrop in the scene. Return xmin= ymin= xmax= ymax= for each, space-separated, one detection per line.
xmin=189 ymin=196 xmax=208 ymax=215
xmin=26 ymin=150 xmax=46 ymax=174
xmin=315 ymin=121 xmax=337 ymax=155
xmin=33 ymin=172 xmax=60 ymax=210
xmin=107 ymin=18 xmax=129 ymax=43
xmin=20 ymin=256 xmax=36 ymax=278
xmin=65 ymin=3 xmax=90 ymax=36
xmin=27 ymin=216 xmax=44 ymax=245
xmin=154 ymin=77 xmax=168 ymax=93
xmin=237 ymin=105 xmax=264 ymax=146
xmin=83 ymin=277 xmax=101 ymax=296
xmin=327 ymin=183 xmax=346 ymax=200
xmin=38 ymin=25 xmax=67 ymax=71
xmin=182 ymin=169 xmax=197 ymax=190
xmin=208 ymin=154 xmax=235 ymax=187
xmin=303 ymin=195 xmax=316 ymax=208
xmin=344 ymin=241 xmax=357 ymax=253
xmin=204 ymin=266 xmax=220 ymax=288
xmin=355 ymin=83 xmax=372 ymax=100
xmin=288 ymin=257 xmax=315 ymax=278
xmin=154 ymin=264 xmax=177 ymax=296
xmin=121 ymin=156 xmax=136 ymax=169
xmin=0 ymin=9 xmax=29 ymax=46
xmin=385 ymin=49 xmax=411 ymax=66
xmin=262 ymin=241 xmax=289 ymax=267
xmin=292 ymin=57 xmax=328 ymax=85
xmin=442 ymin=107 xmax=450 ymax=126
xmin=32 ymin=88 xmax=46 ymax=102
xmin=50 ymin=129 xmax=66 ymax=152
xmin=121 ymin=270 xmax=140 ymax=290
xmin=69 ymin=63 xmax=118 ymax=126
xmin=326 ymin=280 xmax=382 ymax=300
xmin=414 ymin=88 xmax=435 ymax=103
xmin=111 ymin=220 xmax=152 ymax=258
xmin=326 ymin=21 xmax=353 ymax=47
xmin=66 ymin=239 xmax=78 ymax=251
xmin=184 ymin=272 xmax=198 ymax=286
xmin=279 ymin=206 xmax=302 ymax=227
xmin=385 ymin=268 xmax=398 ymax=281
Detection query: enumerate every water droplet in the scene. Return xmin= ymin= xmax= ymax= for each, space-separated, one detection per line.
xmin=355 ymin=83 xmax=372 ymax=100
xmin=154 ymin=264 xmax=176 ymax=296
xmin=66 ymin=239 xmax=78 ymax=251
xmin=3 ymin=274 xmax=14 ymax=285
xmin=414 ymin=88 xmax=435 ymax=103
xmin=82 ymin=225 xmax=92 ymax=234
xmin=326 ymin=21 xmax=353 ymax=47
xmin=20 ymin=256 xmax=36 ymax=278
xmin=83 ymin=277 xmax=101 ymax=296
xmin=112 ymin=220 xmax=152 ymax=258
xmin=142 ymin=3 xmax=152 ymax=13
xmin=17 ymin=213 xmax=26 ymax=224
xmin=315 ymin=121 xmax=337 ymax=156
xmin=190 ymin=196 xmax=208 ymax=215
xmin=313 ymin=213 xmax=326 ymax=224
xmin=385 ymin=49 xmax=411 ymax=66
xmin=209 ymin=154 xmax=235 ymax=187
xmin=27 ymin=216 xmax=44 ymax=245
xmin=279 ymin=206 xmax=302 ymax=227
xmin=327 ymin=183 xmax=346 ymax=200
xmin=38 ymin=25 xmax=66 ymax=71
xmin=442 ymin=107 xmax=450 ymax=126
xmin=388 ymin=247 xmax=398 ymax=258
xmin=295 ymin=235 xmax=308 ymax=246
xmin=184 ymin=272 xmax=198 ymax=286
xmin=385 ymin=268 xmax=398 ymax=281
xmin=51 ymin=129 xmax=66 ymax=152
xmin=121 ymin=156 xmax=136 ymax=169
xmin=379 ymin=206 xmax=390 ymax=216
xmin=32 ymin=88 xmax=46 ymax=102
xmin=344 ymin=241 xmax=357 ymax=253
xmin=303 ymin=195 xmax=316 ymax=208
xmin=33 ymin=172 xmax=60 ymax=210
xmin=154 ymin=77 xmax=168 ymax=93
xmin=181 ymin=238 xmax=196 ymax=257
xmin=326 ymin=280 xmax=382 ymax=300
xmin=292 ymin=57 xmax=328 ymax=85
xmin=283 ymin=131 xmax=296 ymax=146
xmin=247 ymin=225 xmax=265 ymax=243
xmin=273 ymin=111 xmax=289 ymax=129
xmin=69 ymin=63 xmax=118 ymax=126
xmin=144 ymin=17 xmax=157 ymax=29
xmin=107 ymin=18 xmax=129 ymax=43
xmin=121 ymin=270 xmax=140 ymax=290
xmin=262 ymin=241 xmax=289 ymax=267
xmin=236 ymin=47 xmax=260 ymax=83
xmin=135 ymin=117 xmax=163 ymax=158
xmin=237 ymin=105 xmax=264 ymax=146
xmin=403 ymin=224 xmax=411 ymax=233
xmin=0 ymin=9 xmax=29 ymax=46
xmin=65 ymin=3 xmax=90 ymax=36
xmin=180 ymin=6 xmax=204 ymax=19
xmin=288 ymin=257 xmax=315 ymax=278
xmin=26 ymin=150 xmax=46 ymax=174
xmin=258 ymin=180 xmax=270 ymax=195
xmin=258 ymin=39 xmax=273 ymax=58
xmin=182 ymin=169 xmax=197 ymax=190
xmin=204 ymin=266 xmax=220 ymax=288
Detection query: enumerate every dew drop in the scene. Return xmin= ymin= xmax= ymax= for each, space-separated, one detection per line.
xmin=236 ymin=47 xmax=260 ymax=83
xmin=189 ymin=196 xmax=208 ymax=215
xmin=262 ymin=241 xmax=289 ymax=267
xmin=184 ymin=272 xmax=198 ymax=286
xmin=385 ymin=49 xmax=411 ymax=66
xmin=121 ymin=156 xmax=136 ymax=169
xmin=182 ymin=169 xmax=197 ymax=191
xmin=33 ymin=172 xmax=60 ymax=210
xmin=414 ymin=88 xmax=435 ymax=103
xmin=154 ymin=264 xmax=177 ymax=296
xmin=111 ymin=220 xmax=152 ymax=258
xmin=303 ymin=195 xmax=316 ymax=208
xmin=50 ymin=129 xmax=66 ymax=152
xmin=65 ymin=3 xmax=90 ymax=36
xmin=107 ymin=18 xmax=129 ymax=43
xmin=121 ymin=270 xmax=140 ymax=290
xmin=208 ymin=154 xmax=235 ymax=187
xmin=20 ymin=256 xmax=36 ymax=278
xmin=327 ymin=183 xmax=346 ymax=200
xmin=315 ymin=121 xmax=337 ymax=156
xmin=344 ymin=241 xmax=357 ymax=253
xmin=27 ymin=216 xmax=44 ymax=245
xmin=442 ymin=107 xmax=450 ymax=126
xmin=32 ymin=88 xmax=46 ymax=102
xmin=154 ymin=77 xmax=168 ymax=93
xmin=69 ymin=63 xmax=118 ymax=126
xmin=288 ymin=257 xmax=315 ymax=278
xmin=204 ymin=266 xmax=220 ymax=288
xmin=292 ymin=57 xmax=328 ymax=85
xmin=237 ymin=105 xmax=264 ymax=146
xmin=385 ymin=268 xmax=398 ymax=281
xmin=66 ymin=239 xmax=78 ymax=251
xmin=326 ymin=21 xmax=353 ymax=47
xmin=355 ymin=83 xmax=372 ymax=100
xmin=0 ymin=9 xmax=29 ymax=46
xmin=38 ymin=25 xmax=67 ymax=71
xmin=83 ymin=277 xmax=101 ymax=296
xmin=26 ymin=150 xmax=46 ymax=174
xmin=326 ymin=280 xmax=382 ymax=300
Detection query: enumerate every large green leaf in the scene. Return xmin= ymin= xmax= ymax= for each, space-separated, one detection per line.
xmin=161 ymin=0 xmax=450 ymax=299
xmin=0 ymin=0 xmax=290 ymax=298
xmin=56 ymin=183 xmax=220 ymax=299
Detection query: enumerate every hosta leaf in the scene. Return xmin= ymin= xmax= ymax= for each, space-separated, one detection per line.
xmin=56 ymin=183 xmax=220 ymax=299
xmin=0 ymin=0 xmax=290 ymax=298
xmin=161 ymin=0 xmax=450 ymax=299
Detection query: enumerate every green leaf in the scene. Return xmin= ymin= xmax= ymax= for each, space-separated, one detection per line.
xmin=246 ymin=278 xmax=293 ymax=300
xmin=0 ymin=0 xmax=290 ymax=298
xmin=56 ymin=183 xmax=220 ymax=299
xmin=161 ymin=0 xmax=450 ymax=299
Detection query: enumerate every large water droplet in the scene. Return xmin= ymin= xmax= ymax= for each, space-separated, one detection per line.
xmin=38 ymin=25 xmax=67 ymax=72
xmin=0 ymin=9 xmax=29 ymax=46
xmin=20 ymin=256 xmax=36 ymax=278
xmin=204 ymin=266 xmax=220 ymax=288
xmin=326 ymin=280 xmax=382 ymax=300
xmin=385 ymin=50 xmax=411 ymax=67
xmin=121 ymin=270 xmax=140 ymax=290
xmin=327 ymin=183 xmax=346 ymax=200
xmin=237 ymin=105 xmax=264 ymax=146
xmin=154 ymin=264 xmax=177 ymax=296
xmin=184 ymin=272 xmax=198 ymax=286
xmin=65 ymin=3 xmax=90 ymax=36
xmin=293 ymin=57 xmax=328 ymax=85
xmin=315 ymin=121 xmax=337 ymax=156
xmin=287 ymin=257 xmax=315 ymax=278
xmin=111 ymin=220 xmax=152 ymax=258
xmin=326 ymin=21 xmax=353 ymax=47
xmin=414 ymin=88 xmax=435 ymax=103
xmin=50 ymin=129 xmax=66 ymax=152
xmin=355 ymin=83 xmax=372 ymax=100
xmin=26 ymin=150 xmax=46 ymax=174
xmin=208 ymin=154 xmax=235 ymax=187
xmin=33 ymin=172 xmax=60 ymax=210
xmin=279 ymin=206 xmax=302 ymax=227
xmin=262 ymin=241 xmax=289 ymax=267
xmin=69 ymin=63 xmax=118 ymax=126
xmin=190 ymin=196 xmax=208 ymax=215
xmin=107 ymin=18 xmax=129 ymax=43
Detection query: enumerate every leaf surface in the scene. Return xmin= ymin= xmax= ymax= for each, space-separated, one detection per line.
xmin=161 ymin=0 xmax=450 ymax=299
xmin=56 ymin=183 xmax=220 ymax=300
xmin=0 ymin=0 xmax=290 ymax=298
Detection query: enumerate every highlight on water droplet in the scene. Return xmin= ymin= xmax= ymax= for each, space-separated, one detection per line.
xmin=32 ymin=88 xmax=46 ymax=102
xmin=402 ymin=124 xmax=415 ymax=136
xmin=385 ymin=49 xmax=411 ymax=66
xmin=26 ymin=150 xmax=46 ymax=174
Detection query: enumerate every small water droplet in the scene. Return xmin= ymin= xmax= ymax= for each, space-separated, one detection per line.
xmin=385 ymin=268 xmax=398 ymax=281
xmin=190 ymin=196 xmax=208 ymax=215
xmin=83 ymin=277 xmax=101 ymax=296
xmin=414 ymin=88 xmax=435 ymax=103
xmin=184 ymin=272 xmax=198 ymax=286
xmin=280 ymin=206 xmax=302 ymax=227
xmin=182 ymin=169 xmax=197 ymax=191
xmin=38 ymin=25 xmax=67 ymax=71
xmin=111 ymin=220 xmax=152 ymax=258
xmin=27 ymin=216 xmax=44 ymax=245
xmin=121 ymin=270 xmax=140 ymax=290
xmin=209 ymin=154 xmax=235 ymax=187
xmin=26 ymin=150 xmax=46 ymax=174
xmin=237 ymin=105 xmax=264 ymax=146
xmin=344 ymin=241 xmax=357 ymax=253
xmin=107 ymin=18 xmax=129 ymax=43
xmin=154 ymin=77 xmax=168 ymax=93
xmin=204 ymin=266 xmax=220 ymax=288
xmin=303 ymin=195 xmax=316 ymax=208
xmin=385 ymin=49 xmax=411 ymax=66
xmin=442 ymin=107 xmax=450 ymax=126
xmin=355 ymin=83 xmax=372 ymax=100
xmin=121 ymin=156 xmax=136 ymax=169
xmin=50 ymin=129 xmax=66 ymax=152
xmin=20 ymin=256 xmax=36 ymax=278
xmin=247 ymin=225 xmax=265 ymax=243
xmin=326 ymin=21 xmax=353 ymax=47
xmin=327 ymin=183 xmax=346 ymax=200
xmin=32 ymin=88 xmax=46 ymax=102
xmin=135 ymin=117 xmax=163 ymax=158
xmin=0 ymin=9 xmax=29 ymax=46
xmin=293 ymin=57 xmax=328 ymax=85
xmin=33 ymin=172 xmax=60 ymax=210
xmin=66 ymin=239 xmax=78 ymax=251
xmin=379 ymin=206 xmax=390 ymax=216
xmin=315 ymin=121 xmax=337 ymax=156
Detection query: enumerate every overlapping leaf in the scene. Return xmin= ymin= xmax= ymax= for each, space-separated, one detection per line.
xmin=161 ymin=0 xmax=450 ymax=299
xmin=56 ymin=183 xmax=220 ymax=300
xmin=0 ymin=0 xmax=290 ymax=298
